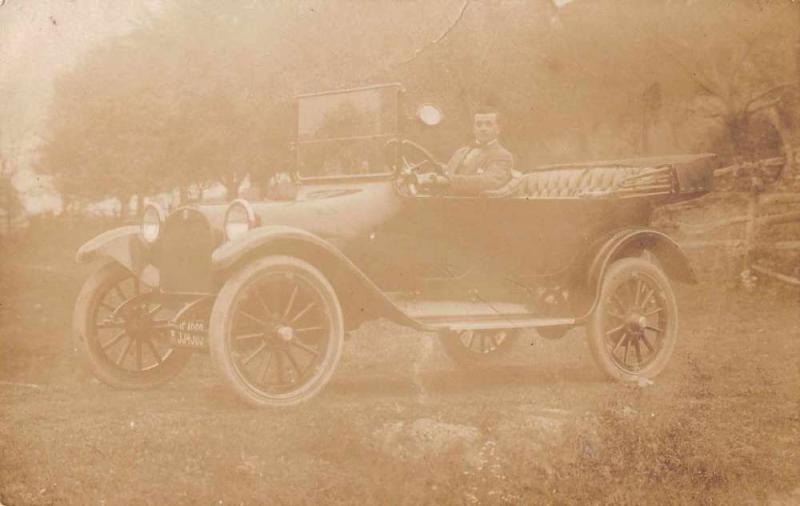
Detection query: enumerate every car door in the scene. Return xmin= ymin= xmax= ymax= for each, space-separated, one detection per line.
xmin=364 ymin=193 xmax=519 ymax=300
xmin=369 ymin=192 xmax=603 ymax=303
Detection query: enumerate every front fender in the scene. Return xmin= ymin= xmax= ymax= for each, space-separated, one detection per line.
xmin=212 ymin=226 xmax=341 ymax=272
xmin=211 ymin=226 xmax=425 ymax=330
xmin=76 ymin=226 xmax=153 ymax=279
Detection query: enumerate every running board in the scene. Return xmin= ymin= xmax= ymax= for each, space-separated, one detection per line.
xmin=386 ymin=296 xmax=576 ymax=331
xmin=416 ymin=314 xmax=575 ymax=331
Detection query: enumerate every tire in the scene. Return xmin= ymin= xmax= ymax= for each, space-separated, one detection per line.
xmin=208 ymin=256 xmax=344 ymax=407
xmin=73 ymin=262 xmax=192 ymax=389
xmin=439 ymin=329 xmax=519 ymax=369
xmin=587 ymin=257 xmax=678 ymax=381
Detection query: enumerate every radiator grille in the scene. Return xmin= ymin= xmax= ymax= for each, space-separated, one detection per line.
xmin=157 ymin=209 xmax=215 ymax=293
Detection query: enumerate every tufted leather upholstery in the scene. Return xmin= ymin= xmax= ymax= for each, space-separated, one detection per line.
xmin=484 ymin=166 xmax=646 ymax=198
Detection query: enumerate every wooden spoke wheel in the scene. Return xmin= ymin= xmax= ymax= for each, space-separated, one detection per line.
xmin=73 ymin=262 xmax=192 ymax=389
xmin=209 ymin=256 xmax=344 ymax=407
xmin=439 ymin=328 xmax=519 ymax=369
xmin=587 ymin=257 xmax=678 ymax=381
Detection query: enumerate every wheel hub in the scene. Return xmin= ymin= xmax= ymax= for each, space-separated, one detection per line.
xmin=275 ymin=325 xmax=294 ymax=342
xmin=625 ymin=313 xmax=647 ymax=331
xmin=125 ymin=306 xmax=153 ymax=340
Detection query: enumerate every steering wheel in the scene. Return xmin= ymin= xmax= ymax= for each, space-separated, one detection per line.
xmin=384 ymin=138 xmax=443 ymax=175
xmin=384 ymin=139 xmax=444 ymax=196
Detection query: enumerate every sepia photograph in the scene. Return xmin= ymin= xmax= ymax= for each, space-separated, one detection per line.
xmin=1 ymin=0 xmax=799 ymax=504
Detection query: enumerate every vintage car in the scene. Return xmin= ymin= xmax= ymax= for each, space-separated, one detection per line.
xmin=73 ymin=83 xmax=717 ymax=407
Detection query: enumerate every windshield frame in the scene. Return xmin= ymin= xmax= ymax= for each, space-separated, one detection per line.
xmin=293 ymin=83 xmax=403 ymax=183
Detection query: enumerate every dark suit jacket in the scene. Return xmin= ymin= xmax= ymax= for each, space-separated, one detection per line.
xmin=445 ymin=140 xmax=514 ymax=195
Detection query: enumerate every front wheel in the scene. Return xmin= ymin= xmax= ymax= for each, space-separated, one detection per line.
xmin=587 ymin=257 xmax=678 ymax=381
xmin=73 ymin=262 xmax=192 ymax=389
xmin=209 ymin=256 xmax=344 ymax=407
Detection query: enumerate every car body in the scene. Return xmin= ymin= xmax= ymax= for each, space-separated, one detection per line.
xmin=73 ymin=83 xmax=718 ymax=406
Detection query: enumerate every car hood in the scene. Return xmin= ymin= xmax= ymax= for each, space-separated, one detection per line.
xmin=248 ymin=180 xmax=403 ymax=246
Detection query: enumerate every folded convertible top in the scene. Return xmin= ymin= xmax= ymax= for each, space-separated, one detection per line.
xmin=486 ymin=153 xmax=719 ymax=201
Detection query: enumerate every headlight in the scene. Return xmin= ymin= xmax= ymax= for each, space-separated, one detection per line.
xmin=224 ymin=199 xmax=256 ymax=241
xmin=141 ymin=203 xmax=165 ymax=244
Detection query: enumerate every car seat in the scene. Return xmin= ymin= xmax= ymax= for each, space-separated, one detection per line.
xmin=484 ymin=166 xmax=647 ymax=199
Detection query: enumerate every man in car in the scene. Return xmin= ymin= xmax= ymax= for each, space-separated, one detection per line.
xmin=418 ymin=107 xmax=514 ymax=195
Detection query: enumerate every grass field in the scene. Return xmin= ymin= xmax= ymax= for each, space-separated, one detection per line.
xmin=1 ymin=222 xmax=799 ymax=505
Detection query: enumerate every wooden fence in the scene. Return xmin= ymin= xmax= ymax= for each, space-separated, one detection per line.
xmin=668 ymin=153 xmax=800 ymax=288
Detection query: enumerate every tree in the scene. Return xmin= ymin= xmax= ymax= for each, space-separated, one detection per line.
xmin=650 ymin=0 xmax=797 ymax=171
xmin=38 ymin=44 xmax=172 ymax=218
xmin=35 ymin=0 xmax=799 ymax=206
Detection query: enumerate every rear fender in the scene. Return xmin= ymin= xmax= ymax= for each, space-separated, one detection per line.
xmin=577 ymin=228 xmax=696 ymax=321
xmin=211 ymin=226 xmax=423 ymax=330
xmin=76 ymin=226 xmax=157 ymax=284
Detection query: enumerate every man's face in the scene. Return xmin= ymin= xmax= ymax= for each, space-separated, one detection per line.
xmin=473 ymin=113 xmax=500 ymax=145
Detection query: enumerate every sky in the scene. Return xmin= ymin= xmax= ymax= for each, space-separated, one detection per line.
xmin=0 ymin=0 xmax=161 ymax=213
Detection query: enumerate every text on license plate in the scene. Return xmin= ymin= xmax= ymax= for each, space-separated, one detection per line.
xmin=170 ymin=320 xmax=207 ymax=349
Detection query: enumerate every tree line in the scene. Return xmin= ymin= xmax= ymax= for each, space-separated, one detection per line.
xmin=34 ymin=0 xmax=800 ymax=217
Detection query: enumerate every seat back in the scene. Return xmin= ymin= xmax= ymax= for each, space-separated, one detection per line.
xmin=493 ymin=166 xmax=645 ymax=198
xmin=521 ymin=169 xmax=585 ymax=198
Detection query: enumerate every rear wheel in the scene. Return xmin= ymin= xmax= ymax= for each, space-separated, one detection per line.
xmin=587 ymin=257 xmax=678 ymax=381
xmin=439 ymin=329 xmax=519 ymax=369
xmin=73 ymin=262 xmax=192 ymax=389
xmin=209 ymin=256 xmax=344 ymax=407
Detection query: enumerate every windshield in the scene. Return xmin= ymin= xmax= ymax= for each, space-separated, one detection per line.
xmin=296 ymin=84 xmax=400 ymax=178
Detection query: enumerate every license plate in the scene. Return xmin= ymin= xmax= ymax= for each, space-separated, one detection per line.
xmin=170 ymin=319 xmax=207 ymax=349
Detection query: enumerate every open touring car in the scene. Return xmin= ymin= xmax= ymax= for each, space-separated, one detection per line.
xmin=73 ymin=83 xmax=717 ymax=406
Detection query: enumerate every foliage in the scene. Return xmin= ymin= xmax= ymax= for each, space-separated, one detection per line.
xmin=35 ymin=0 xmax=800 ymax=209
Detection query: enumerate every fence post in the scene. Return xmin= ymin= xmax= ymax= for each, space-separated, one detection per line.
xmin=741 ymin=175 xmax=763 ymax=285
